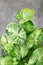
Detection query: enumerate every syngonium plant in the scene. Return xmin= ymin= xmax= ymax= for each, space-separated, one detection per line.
xmin=0 ymin=8 xmax=43 ymax=65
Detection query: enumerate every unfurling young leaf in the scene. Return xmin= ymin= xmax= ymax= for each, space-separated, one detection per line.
xmin=15 ymin=8 xmax=35 ymax=24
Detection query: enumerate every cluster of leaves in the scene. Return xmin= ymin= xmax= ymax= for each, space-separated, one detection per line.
xmin=0 ymin=8 xmax=43 ymax=65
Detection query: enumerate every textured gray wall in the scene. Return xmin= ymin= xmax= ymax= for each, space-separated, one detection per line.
xmin=0 ymin=0 xmax=43 ymax=35
xmin=0 ymin=0 xmax=43 ymax=56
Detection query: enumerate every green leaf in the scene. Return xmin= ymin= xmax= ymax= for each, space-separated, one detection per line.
xmin=2 ymin=42 xmax=28 ymax=60
xmin=1 ymin=36 xmax=7 ymax=46
xmin=0 ymin=56 xmax=18 ymax=65
xmin=18 ymin=59 xmax=24 ymax=65
xmin=26 ymin=28 xmax=43 ymax=49
xmin=22 ymin=56 xmax=29 ymax=65
xmin=0 ymin=36 xmax=8 ymax=54
xmin=22 ymin=20 xmax=35 ymax=34
xmin=13 ymin=57 xmax=18 ymax=65
xmin=2 ymin=43 xmax=28 ymax=60
xmin=2 ymin=49 xmax=8 ymax=57
xmin=36 ymin=56 xmax=43 ymax=65
xmin=5 ymin=23 xmax=26 ymax=46
xmin=4 ymin=43 xmax=21 ymax=60
xmin=15 ymin=8 xmax=35 ymax=24
xmin=18 ymin=56 xmax=28 ymax=65
xmin=20 ymin=44 xmax=28 ymax=58
xmin=0 ymin=56 xmax=13 ymax=65
xmin=28 ymin=47 xmax=43 ymax=65
xmin=0 ymin=36 xmax=8 ymax=56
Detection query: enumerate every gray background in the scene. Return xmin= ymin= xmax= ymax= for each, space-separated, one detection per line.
xmin=0 ymin=0 xmax=43 ymax=55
